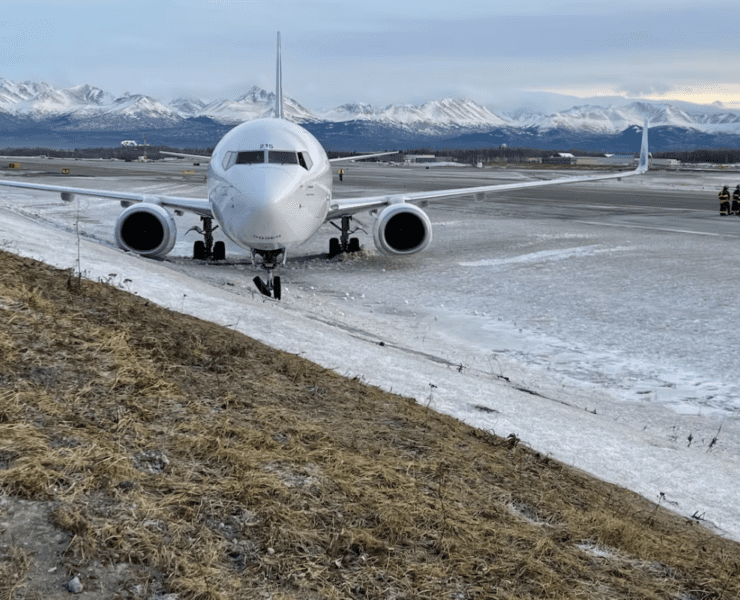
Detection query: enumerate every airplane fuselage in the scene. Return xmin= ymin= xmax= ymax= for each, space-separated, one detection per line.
xmin=207 ymin=118 xmax=332 ymax=253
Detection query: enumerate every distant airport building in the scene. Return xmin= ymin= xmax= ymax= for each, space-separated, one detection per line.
xmin=651 ymin=158 xmax=680 ymax=168
xmin=576 ymin=155 xmax=634 ymax=167
xmin=404 ymin=154 xmax=438 ymax=164
xmin=403 ymin=155 xmax=459 ymax=165
xmin=120 ymin=140 xmax=138 ymax=147
xmin=538 ymin=155 xmax=679 ymax=169
xmin=539 ymin=153 xmax=659 ymax=168
xmin=543 ymin=155 xmax=577 ymax=165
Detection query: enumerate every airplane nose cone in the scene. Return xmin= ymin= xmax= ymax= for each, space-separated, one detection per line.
xmin=214 ymin=167 xmax=304 ymax=248
xmin=236 ymin=168 xmax=297 ymax=208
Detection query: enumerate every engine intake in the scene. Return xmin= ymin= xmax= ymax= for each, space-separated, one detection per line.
xmin=373 ymin=203 xmax=432 ymax=256
xmin=114 ymin=203 xmax=177 ymax=258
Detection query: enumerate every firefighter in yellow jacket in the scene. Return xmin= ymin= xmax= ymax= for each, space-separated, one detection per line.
xmin=732 ymin=185 xmax=740 ymax=215
xmin=719 ymin=185 xmax=731 ymax=215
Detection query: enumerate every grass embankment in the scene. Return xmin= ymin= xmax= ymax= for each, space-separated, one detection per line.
xmin=0 ymin=249 xmax=739 ymax=599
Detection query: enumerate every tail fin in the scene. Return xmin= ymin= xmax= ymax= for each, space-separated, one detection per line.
xmin=274 ymin=32 xmax=284 ymax=119
xmin=637 ymin=119 xmax=649 ymax=173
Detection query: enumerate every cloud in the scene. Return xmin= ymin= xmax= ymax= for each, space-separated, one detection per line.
xmin=617 ymin=82 xmax=676 ymax=97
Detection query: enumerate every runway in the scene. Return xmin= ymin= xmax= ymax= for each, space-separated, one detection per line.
xmin=5 ymin=156 xmax=736 ymax=231
xmin=0 ymin=155 xmax=209 ymax=179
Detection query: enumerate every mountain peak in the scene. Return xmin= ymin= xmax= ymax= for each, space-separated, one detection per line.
xmin=63 ymin=84 xmax=113 ymax=106
xmin=236 ymin=86 xmax=272 ymax=103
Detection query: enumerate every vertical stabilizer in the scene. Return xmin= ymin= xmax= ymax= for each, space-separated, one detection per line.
xmin=637 ymin=118 xmax=649 ymax=173
xmin=275 ymin=32 xmax=284 ymax=119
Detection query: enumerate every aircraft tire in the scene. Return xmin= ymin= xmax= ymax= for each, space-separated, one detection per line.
xmin=194 ymin=241 xmax=205 ymax=260
xmin=253 ymin=276 xmax=271 ymax=297
xmin=349 ymin=237 xmax=360 ymax=253
xmin=214 ymin=241 xmax=226 ymax=261
xmin=273 ymin=276 xmax=281 ymax=300
xmin=329 ymin=237 xmax=340 ymax=257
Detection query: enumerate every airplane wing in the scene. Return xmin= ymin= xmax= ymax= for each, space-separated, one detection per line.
xmin=0 ymin=178 xmax=213 ymax=217
xmin=160 ymin=151 xmax=211 ymax=162
xmin=329 ymin=151 xmax=398 ymax=164
xmin=327 ymin=121 xmax=650 ymax=220
xmin=159 ymin=150 xmax=394 ymax=164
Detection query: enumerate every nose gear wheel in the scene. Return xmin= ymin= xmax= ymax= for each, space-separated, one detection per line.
xmin=252 ymin=249 xmax=284 ymax=300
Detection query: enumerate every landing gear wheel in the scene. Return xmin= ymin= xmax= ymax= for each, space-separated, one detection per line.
xmin=251 ymin=249 xmax=285 ymax=300
xmin=252 ymin=275 xmax=281 ymax=299
xmin=213 ymin=241 xmax=226 ymax=261
xmin=253 ymin=276 xmax=271 ymax=297
xmin=188 ymin=216 xmax=220 ymax=260
xmin=328 ymin=215 xmax=367 ymax=257
xmin=329 ymin=237 xmax=340 ymax=258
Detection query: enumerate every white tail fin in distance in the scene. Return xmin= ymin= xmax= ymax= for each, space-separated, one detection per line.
xmin=275 ymin=32 xmax=284 ymax=119
xmin=637 ymin=118 xmax=649 ymax=173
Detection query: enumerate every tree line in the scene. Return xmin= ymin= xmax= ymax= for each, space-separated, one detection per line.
xmin=3 ymin=145 xmax=740 ymax=165
xmin=0 ymin=146 xmax=214 ymax=161
xmin=651 ymin=148 xmax=740 ymax=164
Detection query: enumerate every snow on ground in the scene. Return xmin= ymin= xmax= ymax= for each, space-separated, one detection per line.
xmin=1 ymin=170 xmax=739 ymax=542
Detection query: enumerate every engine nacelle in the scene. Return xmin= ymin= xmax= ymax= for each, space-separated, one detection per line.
xmin=372 ymin=203 xmax=432 ymax=256
xmin=114 ymin=203 xmax=177 ymax=258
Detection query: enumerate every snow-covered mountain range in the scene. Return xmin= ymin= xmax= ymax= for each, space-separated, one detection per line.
xmin=2 ymin=77 xmax=740 ymax=149
xmin=4 ymin=78 xmax=740 ymax=133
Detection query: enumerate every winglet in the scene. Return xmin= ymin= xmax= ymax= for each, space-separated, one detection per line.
xmin=275 ymin=32 xmax=284 ymax=119
xmin=637 ymin=118 xmax=649 ymax=173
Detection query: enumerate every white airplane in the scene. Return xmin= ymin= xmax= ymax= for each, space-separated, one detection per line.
xmin=0 ymin=33 xmax=649 ymax=300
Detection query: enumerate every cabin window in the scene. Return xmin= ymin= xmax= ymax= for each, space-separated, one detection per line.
xmin=297 ymin=151 xmax=312 ymax=170
xmin=268 ymin=151 xmax=299 ymax=165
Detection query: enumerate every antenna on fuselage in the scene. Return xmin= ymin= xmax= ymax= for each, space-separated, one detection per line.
xmin=275 ymin=32 xmax=284 ymax=119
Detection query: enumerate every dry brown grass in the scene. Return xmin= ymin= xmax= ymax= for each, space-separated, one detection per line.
xmin=1 ymin=249 xmax=740 ymax=599
xmin=0 ymin=544 xmax=33 ymax=600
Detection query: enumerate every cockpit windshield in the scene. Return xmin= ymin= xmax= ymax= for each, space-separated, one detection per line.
xmin=222 ymin=150 xmax=312 ymax=171
xmin=268 ymin=151 xmax=299 ymax=165
xmin=236 ymin=151 xmax=264 ymax=164
xmin=222 ymin=151 xmax=262 ymax=170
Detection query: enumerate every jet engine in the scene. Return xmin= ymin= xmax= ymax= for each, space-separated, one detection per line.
xmin=372 ymin=203 xmax=432 ymax=256
xmin=114 ymin=203 xmax=177 ymax=258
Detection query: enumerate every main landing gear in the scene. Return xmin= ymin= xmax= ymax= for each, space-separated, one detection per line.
xmin=252 ymin=249 xmax=283 ymax=300
xmin=328 ymin=216 xmax=363 ymax=257
xmin=188 ymin=216 xmax=226 ymax=260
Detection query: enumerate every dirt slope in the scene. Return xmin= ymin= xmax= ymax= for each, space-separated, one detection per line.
xmin=1 ymin=250 xmax=739 ymax=600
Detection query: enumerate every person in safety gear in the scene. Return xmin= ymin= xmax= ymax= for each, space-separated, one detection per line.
xmin=732 ymin=185 xmax=740 ymax=215
xmin=719 ymin=185 xmax=731 ymax=215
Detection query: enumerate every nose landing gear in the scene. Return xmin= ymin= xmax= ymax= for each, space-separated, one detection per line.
xmin=251 ymin=249 xmax=284 ymax=300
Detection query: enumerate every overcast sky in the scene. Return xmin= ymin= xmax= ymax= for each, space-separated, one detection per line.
xmin=2 ymin=0 xmax=739 ymax=112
